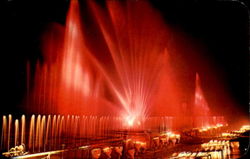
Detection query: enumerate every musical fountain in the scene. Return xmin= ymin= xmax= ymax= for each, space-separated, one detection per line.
xmin=1 ymin=0 xmax=246 ymax=158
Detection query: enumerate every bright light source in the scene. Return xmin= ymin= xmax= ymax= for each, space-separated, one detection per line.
xmin=126 ymin=116 xmax=135 ymax=126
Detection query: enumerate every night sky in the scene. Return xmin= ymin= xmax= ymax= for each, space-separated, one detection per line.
xmin=0 ymin=0 xmax=248 ymax=122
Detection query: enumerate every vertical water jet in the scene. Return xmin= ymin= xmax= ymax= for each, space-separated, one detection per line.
xmin=14 ymin=119 xmax=19 ymax=146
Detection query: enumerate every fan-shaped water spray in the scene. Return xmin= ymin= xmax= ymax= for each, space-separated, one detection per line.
xmin=26 ymin=0 xmax=189 ymax=128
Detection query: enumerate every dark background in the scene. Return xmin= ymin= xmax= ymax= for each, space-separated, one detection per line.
xmin=0 ymin=0 xmax=248 ymax=122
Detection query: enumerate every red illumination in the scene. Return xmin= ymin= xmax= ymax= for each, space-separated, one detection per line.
xmin=27 ymin=0 xmax=226 ymax=130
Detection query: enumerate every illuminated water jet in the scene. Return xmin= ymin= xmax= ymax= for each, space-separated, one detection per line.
xmin=27 ymin=0 xmax=178 ymax=120
xmin=0 ymin=114 xmax=228 ymax=158
xmin=21 ymin=0 xmax=226 ymax=133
